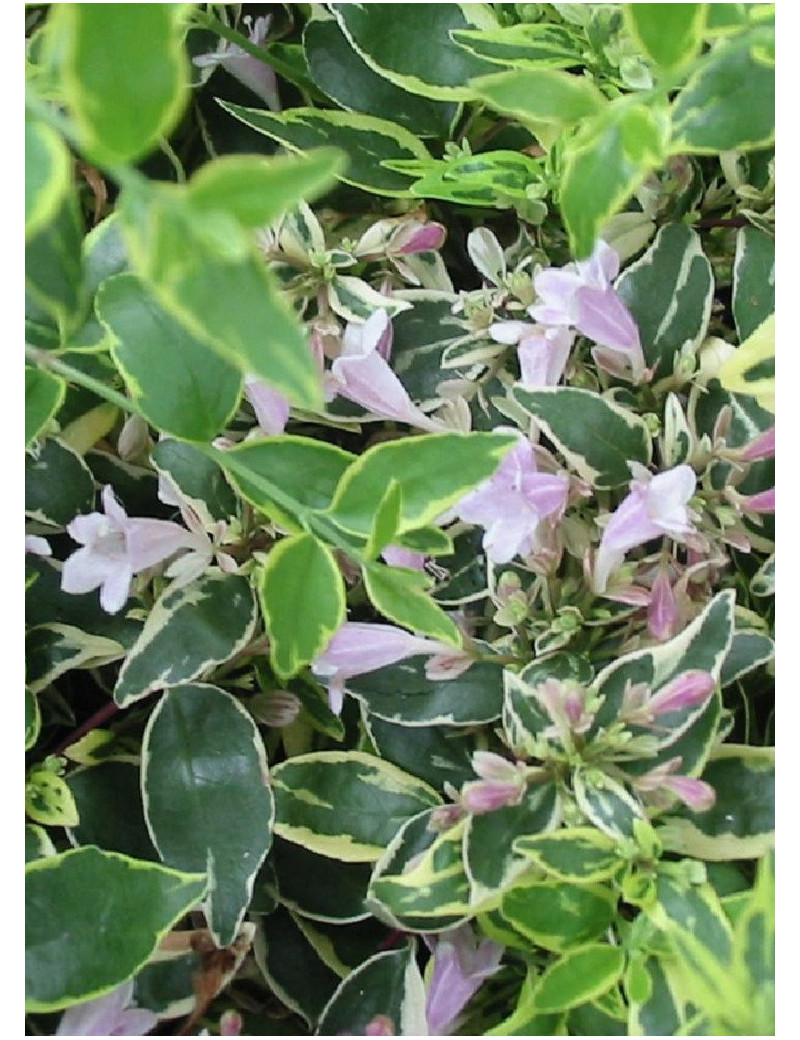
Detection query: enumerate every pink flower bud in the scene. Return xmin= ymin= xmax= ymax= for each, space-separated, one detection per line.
xmin=365 ymin=1014 xmax=396 ymax=1035
xmin=645 ymin=670 xmax=715 ymax=718
xmin=648 ymin=570 xmax=679 ymax=641
xmin=460 ymin=780 xmax=524 ymax=814
xmin=662 ymin=774 xmax=716 ymax=812
xmin=741 ymin=425 xmax=775 ymax=461
xmin=742 ymin=487 xmax=775 ymax=514
xmin=391 ymin=221 xmax=446 ymax=255
xmin=219 ymin=1009 xmax=243 ymax=1036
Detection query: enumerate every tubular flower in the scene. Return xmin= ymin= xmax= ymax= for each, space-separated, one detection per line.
xmin=633 ymin=756 xmax=716 ymax=812
xmin=310 ymin=621 xmax=463 ymax=715
xmin=455 ymin=434 xmax=569 ymax=564
xmin=193 ymin=15 xmax=280 ymax=110
xmin=424 ymin=925 xmax=504 ymax=1036
xmin=489 ymin=321 xmax=574 ymax=388
xmin=530 ymin=239 xmax=647 ymax=382
xmin=594 ymin=464 xmax=697 ymax=594
xmin=55 ymin=980 xmax=158 ymax=1036
xmin=61 ymin=486 xmax=202 ymax=614
xmin=328 ymin=309 xmax=447 ymax=433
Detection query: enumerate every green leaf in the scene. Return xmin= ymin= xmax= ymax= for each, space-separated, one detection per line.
xmin=217 ymin=436 xmax=356 ymax=531
xmin=48 ymin=4 xmax=190 ymax=166
xmin=258 ymin=533 xmax=346 ymax=679
xmin=142 ymin=683 xmax=274 ymax=946
xmin=363 ymin=564 xmax=461 ymax=645
xmin=327 ymin=431 xmax=517 ymax=537
xmin=732 ymin=226 xmax=775 ymax=341
xmin=531 ymin=943 xmax=626 ymax=1013
xmin=502 ymin=877 xmax=617 ymax=952
xmin=186 ymin=149 xmax=345 ymax=227
xmin=330 ymin=3 xmax=497 ymax=101
xmin=269 ymin=835 xmax=373 ymax=924
xmin=365 ymin=714 xmax=475 ymax=791
xmin=624 ymin=4 xmax=707 ymax=71
xmin=511 ymin=387 xmax=652 ymax=488
xmin=25 ymin=846 xmax=206 ymax=1011
xmin=718 ymin=313 xmax=775 ymax=412
xmin=513 ymin=827 xmax=625 ymax=884
xmin=218 ymin=100 xmax=430 ymax=198
xmin=328 ymin=275 xmax=412 ymax=322
xmin=26 ymin=769 xmax=79 ymax=828
xmin=316 ymin=946 xmax=428 ymax=1037
xmin=671 ymin=27 xmax=775 ymax=152
xmin=573 ymin=769 xmax=644 ymax=839
xmin=464 ymin=783 xmax=561 ymax=906
xmin=452 ymin=22 xmax=583 ymax=68
xmin=303 ymin=18 xmax=458 ymax=139
xmin=719 ymin=629 xmax=774 ymax=687
xmin=113 ymin=572 xmax=258 ymax=707
xmin=25 ymin=437 xmax=95 ymax=528
xmin=364 ymin=480 xmax=403 ymax=559
xmin=68 ymin=761 xmax=158 ymax=861
xmin=256 ymin=907 xmax=341 ymax=1026
xmin=368 ymin=812 xmax=472 ymax=928
xmin=25 ymin=688 xmax=41 ymax=751
xmin=349 ymin=656 xmax=505 ymax=727
xmin=560 ymin=101 xmax=669 ymax=258
xmin=25 ymin=366 xmax=65 ymax=448
xmin=26 ymin=624 xmax=125 ymax=697
xmin=616 ymin=223 xmax=714 ymax=376
xmin=25 ymin=121 xmax=86 ymax=334
xmin=98 ymin=273 xmax=242 ymax=442
xmin=151 ymin=439 xmax=238 ymax=525
xmin=658 ymin=746 xmax=774 ymax=861
xmin=26 ymin=824 xmax=57 ymax=864
xmin=470 ymin=68 xmax=606 ymax=126
xmin=271 ymin=751 xmax=440 ymax=863
xmin=486 ymin=968 xmax=563 ymax=1036
xmin=119 ymin=184 xmax=323 ymax=410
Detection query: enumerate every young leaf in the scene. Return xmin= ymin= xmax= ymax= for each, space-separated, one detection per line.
xmin=531 ymin=943 xmax=626 ymax=1013
xmin=258 ymin=533 xmax=346 ymax=680
xmin=25 ymin=847 xmax=206 ymax=1011
xmin=501 ymin=878 xmax=617 ymax=952
xmin=470 ymin=68 xmax=606 ymax=126
xmin=186 ymin=149 xmax=345 ymax=228
xmin=142 ymin=683 xmax=274 ymax=946
xmin=362 ymin=564 xmax=461 ymax=646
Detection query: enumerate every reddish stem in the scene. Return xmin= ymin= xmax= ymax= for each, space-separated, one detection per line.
xmin=52 ymin=698 xmax=121 ymax=756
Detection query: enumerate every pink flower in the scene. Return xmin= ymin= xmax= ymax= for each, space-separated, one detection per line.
xmin=455 ymin=435 xmax=569 ymax=564
xmin=460 ymin=753 xmax=527 ymax=814
xmin=380 ymin=544 xmax=427 ymax=570
xmin=389 ymin=221 xmax=446 ymax=255
xmin=61 ymin=486 xmax=201 ymax=613
xmin=328 ymin=310 xmax=447 ymax=433
xmin=741 ymin=487 xmax=775 ymax=514
xmin=594 ymin=464 xmax=697 ymax=593
xmin=424 ymin=925 xmax=504 ymax=1035
xmin=55 ymin=980 xmax=158 ymax=1036
xmin=530 ymin=240 xmax=646 ymax=382
xmin=741 ymin=425 xmax=775 ymax=462
xmin=310 ymin=621 xmax=459 ymax=714
xmin=244 ymin=377 xmax=290 ymax=435
xmin=622 ymin=671 xmax=715 ymax=727
xmin=193 ymin=15 xmax=280 ymax=110
xmin=634 ymin=757 xmax=716 ymax=812
xmin=489 ymin=321 xmax=574 ymax=388
xmin=647 ymin=569 xmax=679 ymax=641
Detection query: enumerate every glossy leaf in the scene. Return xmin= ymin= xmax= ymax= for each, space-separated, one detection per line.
xmin=25 ymin=367 xmax=65 ymax=448
xmin=98 ymin=273 xmax=242 ymax=442
xmin=258 ymin=533 xmax=346 ymax=679
xmin=316 ymin=946 xmax=428 ymax=1037
xmin=330 ymin=3 xmax=497 ymax=101
xmin=272 ymin=751 xmax=440 ymax=862
xmin=114 ymin=572 xmax=258 ymax=707
xmin=616 ymin=223 xmax=714 ymax=376
xmin=511 ymin=386 xmax=652 ymax=488
xmin=269 ymin=836 xmax=373 ymax=924
xmin=25 ymin=846 xmax=206 ymax=1011
xmin=452 ymin=22 xmax=583 ymax=68
xmin=732 ymin=226 xmax=775 ymax=341
xmin=513 ymin=827 xmax=625 ymax=884
xmin=303 ymin=18 xmax=458 ymax=138
xmin=142 ymin=683 xmax=274 ymax=946
xmin=502 ymin=877 xmax=617 ymax=952
xmin=68 ymin=761 xmax=158 ymax=861
xmin=151 ymin=439 xmax=238 ymax=525
xmin=25 ymin=437 xmax=95 ymax=528
xmin=218 ymin=100 xmax=430 ymax=197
